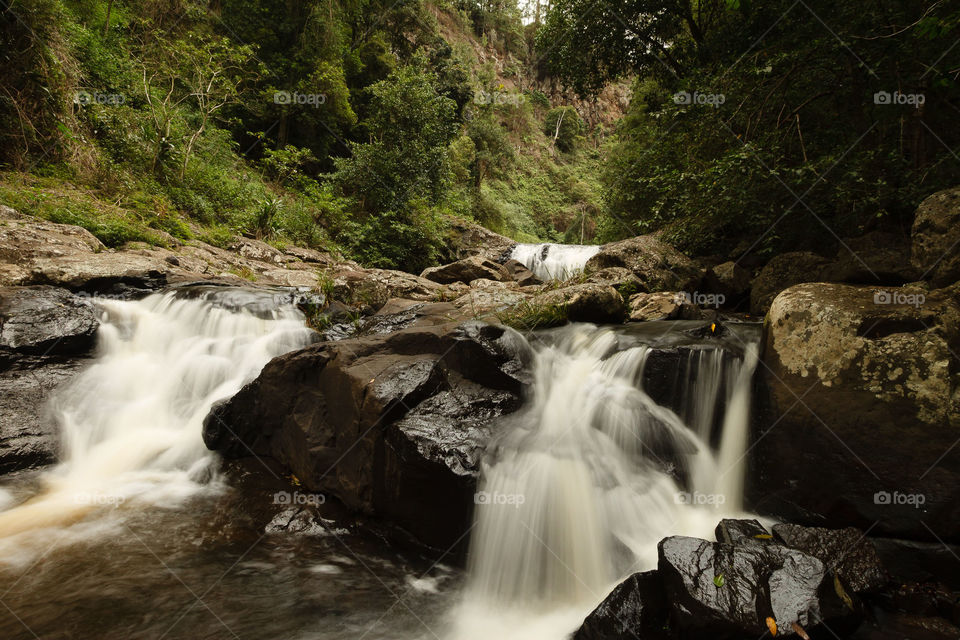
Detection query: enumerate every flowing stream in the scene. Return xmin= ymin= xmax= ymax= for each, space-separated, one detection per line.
xmin=450 ymin=322 xmax=760 ymax=640
xmin=510 ymin=243 xmax=601 ymax=281
xmin=0 ymin=286 xmax=760 ymax=640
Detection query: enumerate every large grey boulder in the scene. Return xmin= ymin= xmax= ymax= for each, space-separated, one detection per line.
xmin=586 ymin=236 xmax=701 ymax=293
xmin=751 ymin=282 xmax=960 ymax=541
xmin=912 ymin=186 xmax=960 ymax=287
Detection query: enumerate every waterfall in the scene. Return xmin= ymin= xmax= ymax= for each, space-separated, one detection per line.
xmin=451 ymin=323 xmax=760 ymax=640
xmin=510 ymin=243 xmax=601 ymax=281
xmin=0 ymin=288 xmax=315 ymax=539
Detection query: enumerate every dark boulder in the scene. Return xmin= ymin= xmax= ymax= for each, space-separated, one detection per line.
xmin=573 ymin=571 xmax=667 ymax=640
xmin=715 ymin=518 xmax=771 ymax=544
xmin=658 ymin=535 xmax=858 ymax=639
xmin=203 ymin=320 xmax=532 ymax=552
xmin=773 ymin=524 xmax=888 ymax=594
xmin=0 ymin=286 xmax=99 ymax=365
xmin=0 ymin=286 xmax=100 ymax=473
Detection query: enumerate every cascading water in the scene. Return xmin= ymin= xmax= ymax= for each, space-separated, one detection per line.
xmin=0 ymin=287 xmax=315 ymax=540
xmin=510 ymin=243 xmax=601 ymax=281
xmin=451 ymin=322 xmax=760 ymax=640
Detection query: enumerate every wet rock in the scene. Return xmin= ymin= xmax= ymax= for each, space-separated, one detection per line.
xmin=203 ymin=321 xmax=531 ymax=551
xmin=751 ymin=282 xmax=960 ymax=542
xmin=573 ymin=571 xmax=667 ymax=640
xmin=0 ymin=286 xmax=99 ymax=363
xmin=0 ymin=362 xmax=82 ymax=472
xmin=715 ymin=518 xmax=770 ymax=544
xmin=539 ymin=283 xmax=626 ymax=323
xmin=658 ymin=535 xmax=857 ymax=638
xmin=585 ymin=235 xmax=701 ymax=293
xmin=0 ymin=286 xmax=100 ymax=472
xmin=421 ymin=256 xmax=511 ymax=285
xmin=773 ymin=524 xmax=888 ymax=594
xmin=912 ymin=186 xmax=960 ymax=287
xmin=871 ymin=538 xmax=960 ymax=589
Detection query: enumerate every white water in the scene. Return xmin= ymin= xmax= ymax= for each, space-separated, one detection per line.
xmin=450 ymin=324 xmax=760 ymax=640
xmin=0 ymin=289 xmax=314 ymax=542
xmin=510 ymin=243 xmax=601 ymax=281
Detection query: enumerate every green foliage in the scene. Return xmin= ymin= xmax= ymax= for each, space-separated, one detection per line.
xmin=496 ymin=299 xmax=568 ymax=331
xmin=544 ymin=106 xmax=582 ymax=153
xmin=539 ymin=0 xmax=960 ymax=255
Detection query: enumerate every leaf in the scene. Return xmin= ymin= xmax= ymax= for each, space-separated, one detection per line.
xmin=791 ymin=622 xmax=811 ymax=640
xmin=765 ymin=617 xmax=777 ymax=636
xmin=713 ymin=574 xmax=725 ymax=587
xmin=754 ymin=533 xmax=773 ymax=539
xmin=834 ymin=574 xmax=854 ymax=610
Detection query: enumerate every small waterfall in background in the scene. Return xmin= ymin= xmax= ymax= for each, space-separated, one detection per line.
xmin=510 ymin=243 xmax=601 ymax=281
xmin=451 ymin=323 xmax=760 ymax=640
xmin=0 ymin=288 xmax=314 ymax=539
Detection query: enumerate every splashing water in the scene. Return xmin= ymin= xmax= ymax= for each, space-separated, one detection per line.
xmin=0 ymin=288 xmax=315 ymax=541
xmin=450 ymin=323 xmax=760 ymax=640
xmin=510 ymin=243 xmax=601 ymax=281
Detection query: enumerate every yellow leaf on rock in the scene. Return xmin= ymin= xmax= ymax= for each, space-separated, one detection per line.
xmin=765 ymin=616 xmax=777 ymax=636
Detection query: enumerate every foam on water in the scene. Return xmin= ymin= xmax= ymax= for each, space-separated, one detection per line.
xmin=0 ymin=289 xmax=315 ymax=545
